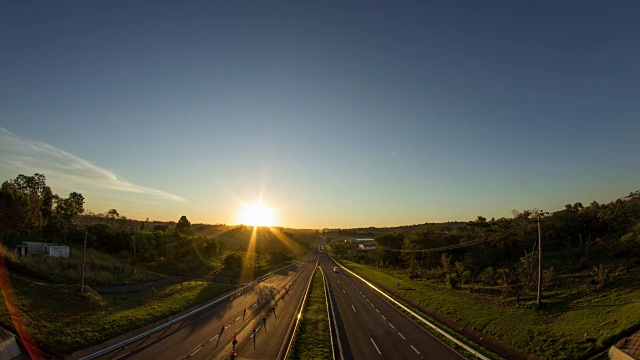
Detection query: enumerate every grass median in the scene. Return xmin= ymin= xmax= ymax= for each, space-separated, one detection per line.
xmin=0 ymin=274 xmax=237 ymax=357
xmin=287 ymin=267 xmax=332 ymax=360
xmin=338 ymin=260 xmax=640 ymax=360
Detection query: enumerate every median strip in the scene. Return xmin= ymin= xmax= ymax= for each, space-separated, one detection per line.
xmin=286 ymin=266 xmax=332 ymax=359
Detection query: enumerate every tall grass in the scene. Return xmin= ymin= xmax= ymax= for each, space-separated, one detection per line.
xmin=0 ymin=245 xmax=161 ymax=286
xmin=287 ymin=267 xmax=332 ymax=359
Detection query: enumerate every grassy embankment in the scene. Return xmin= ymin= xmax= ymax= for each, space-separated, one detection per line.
xmin=288 ymin=267 xmax=332 ymax=360
xmin=339 ymin=260 xmax=640 ymax=360
xmin=2 ymin=245 xmax=162 ymax=286
xmin=0 ymin=273 xmax=237 ymax=357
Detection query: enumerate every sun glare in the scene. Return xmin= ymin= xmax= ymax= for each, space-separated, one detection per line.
xmin=238 ymin=203 xmax=276 ymax=226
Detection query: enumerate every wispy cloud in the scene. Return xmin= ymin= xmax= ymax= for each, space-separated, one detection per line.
xmin=0 ymin=128 xmax=187 ymax=202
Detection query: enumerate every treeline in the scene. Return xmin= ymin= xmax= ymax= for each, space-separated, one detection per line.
xmin=331 ymin=192 xmax=640 ymax=296
xmin=0 ymin=173 xmax=224 ymax=276
xmin=0 ymin=173 xmax=84 ymax=243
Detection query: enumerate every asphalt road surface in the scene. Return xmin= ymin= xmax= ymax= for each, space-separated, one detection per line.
xmin=122 ymin=252 xmax=318 ymax=360
xmin=319 ymin=252 xmax=467 ymax=360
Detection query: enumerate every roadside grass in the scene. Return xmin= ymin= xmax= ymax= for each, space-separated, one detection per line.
xmin=287 ymin=267 xmax=331 ymax=360
xmin=0 ymin=245 xmax=163 ymax=286
xmin=339 ymin=260 xmax=640 ymax=360
xmin=0 ymin=274 xmax=237 ymax=356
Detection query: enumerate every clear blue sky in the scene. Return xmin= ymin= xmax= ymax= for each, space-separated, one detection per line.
xmin=1 ymin=1 xmax=639 ymax=228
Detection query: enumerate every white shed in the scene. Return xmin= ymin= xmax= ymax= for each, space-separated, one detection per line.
xmin=17 ymin=242 xmax=70 ymax=258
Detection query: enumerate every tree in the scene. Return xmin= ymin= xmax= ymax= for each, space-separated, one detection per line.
xmin=224 ymin=254 xmax=243 ymax=278
xmin=53 ymin=192 xmax=85 ymax=241
xmin=176 ymin=215 xmax=193 ymax=235
xmin=106 ymin=209 xmax=120 ymax=219
xmin=0 ymin=181 xmax=36 ymax=243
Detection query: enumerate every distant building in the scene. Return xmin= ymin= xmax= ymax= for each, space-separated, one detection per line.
xmin=347 ymin=238 xmax=375 ymax=243
xmin=15 ymin=242 xmax=70 ymax=258
xmin=359 ymin=243 xmax=377 ymax=250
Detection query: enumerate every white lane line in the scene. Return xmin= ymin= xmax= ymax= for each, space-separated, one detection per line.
xmin=343 ymin=289 xmax=346 ymax=294
xmin=190 ymin=346 xmax=203 ymax=356
xmin=375 ymin=309 xmax=380 ymax=313
xmin=389 ymin=323 xmax=395 ymax=329
xmin=208 ymin=334 xmax=218 ymax=342
xmin=398 ymin=332 xmax=406 ymax=340
xmin=370 ymin=303 xmax=375 ymax=308
xmin=381 ymin=315 xmax=386 ymax=320
xmin=236 ymin=316 xmax=241 ymax=321
xmin=252 ymin=325 xmax=262 ymax=337
xmin=370 ymin=338 xmax=382 ymax=355
xmin=411 ymin=345 xmax=421 ymax=354
xmin=351 ymin=305 xmax=356 ymax=312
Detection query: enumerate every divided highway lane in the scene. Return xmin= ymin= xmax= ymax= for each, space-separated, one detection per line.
xmin=319 ymin=253 xmax=466 ymax=360
xmin=123 ymin=253 xmax=318 ymax=360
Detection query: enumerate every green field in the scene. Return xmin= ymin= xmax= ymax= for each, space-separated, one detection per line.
xmin=339 ymin=260 xmax=640 ymax=360
xmin=287 ymin=267 xmax=332 ymax=360
xmin=0 ymin=275 xmax=237 ymax=356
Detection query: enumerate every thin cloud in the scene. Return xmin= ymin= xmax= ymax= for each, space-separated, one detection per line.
xmin=0 ymin=128 xmax=187 ymax=202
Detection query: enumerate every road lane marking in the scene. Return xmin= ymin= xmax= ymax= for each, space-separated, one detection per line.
xmin=381 ymin=315 xmax=386 ymax=320
xmin=370 ymin=338 xmax=382 ymax=355
xmin=389 ymin=323 xmax=395 ymax=329
xmin=375 ymin=309 xmax=380 ymax=313
xmin=343 ymin=289 xmax=346 ymax=294
xmin=252 ymin=325 xmax=262 ymax=337
xmin=236 ymin=316 xmax=241 ymax=321
xmin=190 ymin=346 xmax=203 ymax=356
xmin=351 ymin=305 xmax=356 ymax=312
xmin=411 ymin=345 xmax=421 ymax=354
xmin=398 ymin=332 xmax=406 ymax=340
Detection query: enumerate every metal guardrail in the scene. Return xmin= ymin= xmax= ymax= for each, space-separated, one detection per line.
xmin=330 ymin=256 xmax=490 ymax=360
xmin=79 ymin=260 xmax=304 ymax=360
xmin=278 ymin=259 xmax=318 ymax=360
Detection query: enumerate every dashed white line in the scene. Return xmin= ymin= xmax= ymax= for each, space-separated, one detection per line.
xmin=381 ymin=315 xmax=386 ymax=320
xmin=235 ymin=316 xmax=241 ymax=321
xmin=252 ymin=325 xmax=262 ymax=337
xmin=375 ymin=309 xmax=380 ymax=313
xmin=190 ymin=346 xmax=203 ymax=356
xmin=389 ymin=323 xmax=395 ymax=329
xmin=370 ymin=338 xmax=382 ymax=355
xmin=351 ymin=305 xmax=356 ymax=312
xmin=411 ymin=345 xmax=421 ymax=354
xmin=343 ymin=289 xmax=346 ymax=294
xmin=398 ymin=332 xmax=406 ymax=340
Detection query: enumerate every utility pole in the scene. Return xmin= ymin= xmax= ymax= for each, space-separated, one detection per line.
xmin=81 ymin=229 xmax=87 ymax=293
xmin=133 ymin=237 xmax=137 ymax=274
xmin=534 ymin=211 xmax=549 ymax=305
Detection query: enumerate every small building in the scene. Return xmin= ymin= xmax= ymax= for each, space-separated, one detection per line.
xmin=348 ymin=238 xmax=375 ymax=243
xmin=359 ymin=243 xmax=377 ymax=250
xmin=15 ymin=242 xmax=70 ymax=258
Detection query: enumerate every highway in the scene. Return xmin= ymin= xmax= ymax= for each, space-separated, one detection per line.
xmin=120 ymin=251 xmax=318 ymax=360
xmin=318 ymin=252 xmax=467 ymax=360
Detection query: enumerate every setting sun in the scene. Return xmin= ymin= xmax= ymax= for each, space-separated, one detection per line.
xmin=237 ymin=203 xmax=276 ymax=226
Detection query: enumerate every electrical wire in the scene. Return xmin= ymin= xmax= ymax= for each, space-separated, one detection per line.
xmin=376 ymin=222 xmax=536 ymax=253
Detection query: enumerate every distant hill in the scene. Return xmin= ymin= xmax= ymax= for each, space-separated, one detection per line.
xmin=323 ymin=221 xmax=467 ymax=237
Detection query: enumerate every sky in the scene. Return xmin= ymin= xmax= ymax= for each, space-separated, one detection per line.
xmin=1 ymin=1 xmax=639 ymax=229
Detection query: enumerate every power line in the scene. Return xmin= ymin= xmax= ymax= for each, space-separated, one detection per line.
xmin=376 ymin=222 xmax=536 ymax=254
